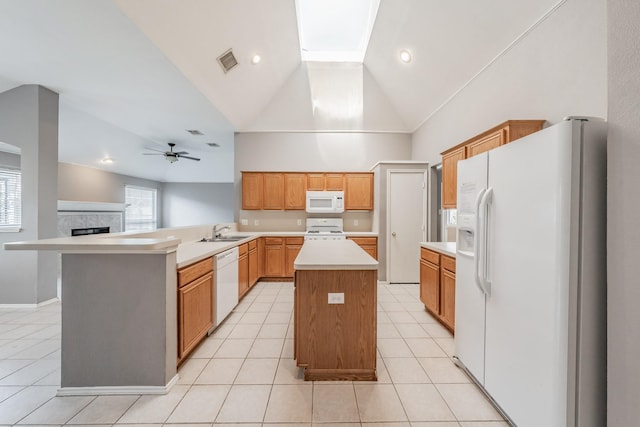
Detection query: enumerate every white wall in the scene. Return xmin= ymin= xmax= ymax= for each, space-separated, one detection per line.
xmin=411 ymin=0 xmax=607 ymax=165
xmin=607 ymin=1 xmax=640 ymax=425
xmin=234 ymin=132 xmax=412 ymax=230
xmin=162 ymin=182 xmax=233 ymax=228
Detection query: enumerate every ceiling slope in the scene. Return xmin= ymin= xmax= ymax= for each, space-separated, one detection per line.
xmin=364 ymin=0 xmax=563 ymax=131
xmin=115 ymin=0 xmax=302 ymax=130
xmin=244 ymin=62 xmax=407 ymax=132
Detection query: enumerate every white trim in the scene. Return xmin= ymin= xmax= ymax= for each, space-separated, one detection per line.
xmin=369 ymin=160 xmax=429 ymax=171
xmin=236 ymin=129 xmax=412 ymax=134
xmin=56 ymin=374 xmax=179 ymax=396
xmin=0 ymin=226 xmax=21 ymax=232
xmin=0 ymin=297 xmax=59 ymax=309
xmin=58 ymin=200 xmax=126 ymax=212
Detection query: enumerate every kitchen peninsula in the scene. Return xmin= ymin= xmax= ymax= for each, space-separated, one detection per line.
xmin=293 ymin=239 xmax=378 ymax=381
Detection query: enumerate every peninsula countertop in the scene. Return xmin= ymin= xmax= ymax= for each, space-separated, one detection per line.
xmin=420 ymin=241 xmax=457 ymax=258
xmin=294 ymin=239 xmax=378 ymax=271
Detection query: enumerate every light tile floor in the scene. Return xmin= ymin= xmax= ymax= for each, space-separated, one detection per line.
xmin=0 ymin=282 xmax=508 ymax=426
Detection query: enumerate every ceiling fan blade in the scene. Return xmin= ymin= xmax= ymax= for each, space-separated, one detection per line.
xmin=177 ymin=155 xmax=201 ymax=161
xmin=174 ymin=151 xmax=189 ymax=155
xmin=143 ymin=153 xmax=165 ymax=156
xmin=143 ymin=146 xmax=166 ymax=153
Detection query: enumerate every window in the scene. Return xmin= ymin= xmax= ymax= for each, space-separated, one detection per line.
xmin=125 ymin=185 xmax=157 ymax=231
xmin=0 ymin=166 xmax=21 ymax=230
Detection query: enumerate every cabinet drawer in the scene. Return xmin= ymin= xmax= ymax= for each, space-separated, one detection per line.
xmin=248 ymin=239 xmax=257 ymax=251
xmin=421 ymin=248 xmax=440 ymax=265
xmin=441 ymin=255 xmax=456 ymax=273
xmin=348 ymin=237 xmax=377 ymax=245
xmin=264 ymin=237 xmax=284 ymax=245
xmin=285 ymin=237 xmax=304 ymax=245
xmin=238 ymin=243 xmax=248 ymax=257
xmin=178 ymin=257 xmax=213 ymax=288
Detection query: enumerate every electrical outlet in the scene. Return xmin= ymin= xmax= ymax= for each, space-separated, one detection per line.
xmin=254 ymin=219 xmax=259 ymax=226
xmin=241 ymin=219 xmax=248 ymax=226
xmin=297 ymin=219 xmax=302 ymax=226
xmin=328 ymin=293 xmax=345 ymax=304
xmin=354 ymin=219 xmax=359 ymax=226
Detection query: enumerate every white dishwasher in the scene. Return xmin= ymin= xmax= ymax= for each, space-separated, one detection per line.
xmin=214 ymin=247 xmax=239 ymax=326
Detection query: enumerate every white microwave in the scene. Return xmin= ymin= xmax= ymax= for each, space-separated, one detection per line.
xmin=306 ymin=191 xmax=344 ymax=213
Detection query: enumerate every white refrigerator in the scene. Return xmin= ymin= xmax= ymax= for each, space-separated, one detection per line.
xmin=454 ymin=118 xmax=607 ymax=427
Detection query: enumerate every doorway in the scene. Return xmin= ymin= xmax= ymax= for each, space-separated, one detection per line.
xmin=387 ymin=170 xmax=426 ymax=283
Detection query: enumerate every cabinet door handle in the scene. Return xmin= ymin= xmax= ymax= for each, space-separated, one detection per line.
xmin=391 ymin=232 xmax=397 ymax=237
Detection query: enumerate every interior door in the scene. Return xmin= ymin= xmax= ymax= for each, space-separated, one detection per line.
xmin=388 ymin=171 xmax=426 ymax=283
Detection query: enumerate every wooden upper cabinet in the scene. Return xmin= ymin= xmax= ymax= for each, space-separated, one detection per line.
xmin=242 ymin=172 xmax=263 ymax=210
xmin=441 ymin=146 xmax=466 ymax=209
xmin=263 ymin=173 xmax=284 ymax=210
xmin=325 ymin=174 xmax=344 ymax=190
xmin=284 ymin=173 xmax=307 ymax=210
xmin=467 ymin=129 xmax=504 ymax=158
xmin=306 ymin=173 xmax=325 ymax=191
xmin=306 ymin=173 xmax=344 ymax=191
xmin=344 ymin=173 xmax=373 ymax=210
xmin=441 ymin=120 xmax=545 ymax=209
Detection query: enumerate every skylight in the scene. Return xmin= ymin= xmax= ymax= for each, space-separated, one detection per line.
xmin=295 ymin=0 xmax=380 ymax=63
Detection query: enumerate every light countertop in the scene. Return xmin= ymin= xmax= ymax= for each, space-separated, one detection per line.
xmin=294 ymin=240 xmax=378 ymax=271
xmin=420 ymin=242 xmax=457 ymax=258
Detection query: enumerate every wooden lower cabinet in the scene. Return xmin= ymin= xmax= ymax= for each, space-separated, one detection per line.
xmin=347 ymin=237 xmax=377 ymax=260
xmin=238 ymin=243 xmax=249 ymax=298
xmin=177 ymin=258 xmax=214 ymax=364
xmin=285 ymin=237 xmax=304 ymax=277
xmin=264 ymin=237 xmax=285 ymax=277
xmin=248 ymin=240 xmax=259 ymax=287
xmin=419 ymin=248 xmax=456 ymax=333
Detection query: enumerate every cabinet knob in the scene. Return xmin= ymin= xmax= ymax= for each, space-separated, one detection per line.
xmin=392 ymin=232 xmax=397 ymax=237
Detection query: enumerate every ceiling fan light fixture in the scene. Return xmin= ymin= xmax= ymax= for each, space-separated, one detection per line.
xmin=400 ymin=49 xmax=412 ymax=63
xmin=101 ymin=157 xmax=114 ymax=164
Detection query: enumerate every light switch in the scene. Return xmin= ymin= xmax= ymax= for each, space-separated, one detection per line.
xmin=254 ymin=220 xmax=259 ymax=226
xmin=241 ymin=219 xmax=248 ymax=226
xmin=297 ymin=219 xmax=302 ymax=226
xmin=328 ymin=293 xmax=345 ymax=304
xmin=354 ymin=219 xmax=359 ymax=226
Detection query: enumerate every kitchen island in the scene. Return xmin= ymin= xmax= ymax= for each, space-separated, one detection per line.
xmin=293 ymin=239 xmax=378 ymax=381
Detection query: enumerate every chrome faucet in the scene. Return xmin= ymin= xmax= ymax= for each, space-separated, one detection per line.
xmin=212 ymin=225 xmax=230 ymax=239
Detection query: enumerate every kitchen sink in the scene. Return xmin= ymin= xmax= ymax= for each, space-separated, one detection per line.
xmin=198 ymin=235 xmax=253 ymax=243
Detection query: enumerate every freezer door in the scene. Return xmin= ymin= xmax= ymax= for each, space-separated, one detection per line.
xmin=483 ymin=122 xmax=574 ymax=426
xmin=454 ymin=152 xmax=489 ymax=385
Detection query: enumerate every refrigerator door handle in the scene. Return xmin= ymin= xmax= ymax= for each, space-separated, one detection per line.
xmin=474 ymin=188 xmax=487 ymax=294
xmin=480 ymin=187 xmax=494 ymax=295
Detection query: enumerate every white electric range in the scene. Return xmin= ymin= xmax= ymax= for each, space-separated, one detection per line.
xmin=304 ymin=218 xmax=346 ymax=241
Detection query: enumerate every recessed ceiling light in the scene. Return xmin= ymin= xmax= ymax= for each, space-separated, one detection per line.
xmin=400 ymin=49 xmax=412 ymax=63
xmin=101 ymin=157 xmax=114 ymax=164
xmin=251 ymin=54 xmax=261 ymax=65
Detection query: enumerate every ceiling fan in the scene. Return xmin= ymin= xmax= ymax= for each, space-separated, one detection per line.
xmin=143 ymin=142 xmax=200 ymax=163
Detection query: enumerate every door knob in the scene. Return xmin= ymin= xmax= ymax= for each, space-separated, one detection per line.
xmin=392 ymin=232 xmax=397 ymax=237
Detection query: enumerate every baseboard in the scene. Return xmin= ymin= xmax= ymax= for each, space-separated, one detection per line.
xmin=0 ymin=297 xmax=59 ymax=309
xmin=56 ymin=374 xmax=179 ymax=396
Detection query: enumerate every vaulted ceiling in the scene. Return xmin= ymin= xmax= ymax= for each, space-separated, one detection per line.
xmin=0 ymin=0 xmax=560 ymax=182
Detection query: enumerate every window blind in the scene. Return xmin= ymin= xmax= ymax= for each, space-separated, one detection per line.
xmin=0 ymin=167 xmax=21 ymax=228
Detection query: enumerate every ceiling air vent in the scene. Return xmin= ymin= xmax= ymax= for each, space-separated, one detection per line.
xmin=217 ymin=49 xmax=238 ymax=73
xmin=186 ymin=129 xmax=203 ymax=135
xmin=207 ymin=142 xmax=220 ymax=148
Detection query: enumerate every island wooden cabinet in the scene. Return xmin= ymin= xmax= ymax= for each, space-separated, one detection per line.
xmin=347 ymin=237 xmax=378 ymax=260
xmin=177 ymin=257 xmax=214 ymax=363
xmin=238 ymin=243 xmax=249 ymax=298
xmin=419 ymin=248 xmax=456 ymax=333
xmin=242 ymin=171 xmax=373 ymax=211
xmin=441 ymin=120 xmax=544 ymax=209
xmin=248 ymin=239 xmax=259 ymax=287
xmin=345 ymin=173 xmax=374 ymax=210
